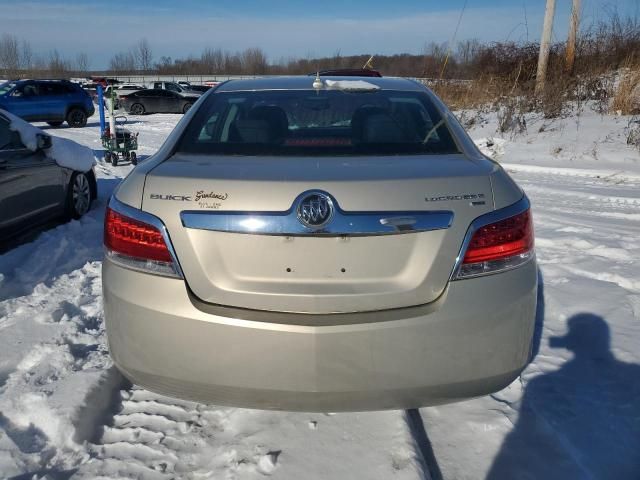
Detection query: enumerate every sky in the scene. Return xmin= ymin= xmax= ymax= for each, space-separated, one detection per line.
xmin=0 ymin=0 xmax=638 ymax=69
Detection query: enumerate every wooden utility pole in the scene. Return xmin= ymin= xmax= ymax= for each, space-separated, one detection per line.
xmin=536 ymin=0 xmax=556 ymax=94
xmin=565 ymin=0 xmax=581 ymax=74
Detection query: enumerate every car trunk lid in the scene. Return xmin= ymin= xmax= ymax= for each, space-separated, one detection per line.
xmin=142 ymin=153 xmax=495 ymax=313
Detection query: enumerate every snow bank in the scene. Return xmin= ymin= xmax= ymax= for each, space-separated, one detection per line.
xmin=2 ymin=108 xmax=95 ymax=172
xmin=474 ymin=137 xmax=507 ymax=160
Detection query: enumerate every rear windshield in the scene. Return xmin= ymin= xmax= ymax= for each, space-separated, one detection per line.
xmin=177 ymin=89 xmax=460 ymax=156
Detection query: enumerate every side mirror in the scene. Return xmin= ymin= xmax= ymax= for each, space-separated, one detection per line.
xmin=36 ymin=133 xmax=52 ymax=150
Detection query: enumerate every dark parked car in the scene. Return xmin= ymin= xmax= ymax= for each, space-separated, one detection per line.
xmin=150 ymin=81 xmax=202 ymax=96
xmin=120 ymin=89 xmax=199 ymax=115
xmin=186 ymin=85 xmax=211 ymax=93
xmin=0 ymin=80 xmax=95 ymax=127
xmin=0 ymin=112 xmax=97 ymax=243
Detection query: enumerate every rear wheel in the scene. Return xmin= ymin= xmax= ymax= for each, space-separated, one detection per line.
xmin=130 ymin=103 xmax=145 ymax=115
xmin=47 ymin=121 xmax=64 ymax=127
xmin=66 ymin=108 xmax=87 ymax=128
xmin=104 ymin=151 xmax=112 ymax=164
xmin=112 ymin=154 xmax=119 ymax=167
xmin=66 ymin=172 xmax=92 ymax=219
xmin=182 ymin=102 xmax=193 ymax=114
xmin=130 ymin=151 xmax=138 ymax=165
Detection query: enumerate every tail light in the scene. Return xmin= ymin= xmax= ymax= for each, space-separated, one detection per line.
xmin=104 ymin=206 xmax=182 ymax=278
xmin=454 ymin=208 xmax=534 ymax=279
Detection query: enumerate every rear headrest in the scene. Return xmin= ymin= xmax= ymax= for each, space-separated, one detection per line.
xmin=238 ymin=105 xmax=289 ymax=143
xmin=351 ymin=105 xmax=408 ymax=144
xmin=233 ymin=119 xmax=272 ymax=143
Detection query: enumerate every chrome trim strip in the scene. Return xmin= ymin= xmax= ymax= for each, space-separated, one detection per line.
xmin=449 ymin=195 xmax=531 ymax=281
xmin=107 ymin=195 xmax=184 ymax=278
xmin=180 ymin=191 xmax=454 ymax=237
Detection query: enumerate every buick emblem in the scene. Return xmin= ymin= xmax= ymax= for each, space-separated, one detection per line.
xmin=297 ymin=192 xmax=334 ymax=229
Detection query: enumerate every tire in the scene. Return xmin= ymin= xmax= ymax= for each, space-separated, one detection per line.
xmin=104 ymin=152 xmax=112 ymax=164
xmin=130 ymin=103 xmax=145 ymax=115
xmin=130 ymin=151 xmax=138 ymax=165
xmin=66 ymin=108 xmax=88 ymax=128
xmin=47 ymin=121 xmax=64 ymax=127
xmin=182 ymin=102 xmax=193 ymax=114
xmin=66 ymin=172 xmax=92 ymax=219
xmin=112 ymin=154 xmax=118 ymax=167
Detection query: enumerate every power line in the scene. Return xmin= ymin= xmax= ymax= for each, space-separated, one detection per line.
xmin=440 ymin=0 xmax=468 ymax=79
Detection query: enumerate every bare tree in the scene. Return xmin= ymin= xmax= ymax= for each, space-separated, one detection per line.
xmin=76 ymin=52 xmax=89 ymax=75
xmin=155 ymin=55 xmax=173 ymax=73
xmin=21 ymin=40 xmax=33 ymax=71
xmin=421 ymin=42 xmax=448 ymax=77
xmin=241 ymin=47 xmax=268 ymax=74
xmin=332 ymin=49 xmax=343 ymax=69
xmin=0 ymin=34 xmax=20 ymax=76
xmin=110 ymin=51 xmax=136 ymax=74
xmin=134 ymin=38 xmax=153 ymax=71
xmin=224 ymin=51 xmax=242 ymax=73
xmin=48 ymin=49 xmax=70 ymax=76
xmin=201 ymin=47 xmax=224 ymax=73
xmin=32 ymin=54 xmax=46 ymax=72
xmin=456 ymin=39 xmax=481 ymax=65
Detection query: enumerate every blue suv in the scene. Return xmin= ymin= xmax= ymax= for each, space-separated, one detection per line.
xmin=0 ymin=80 xmax=95 ymax=128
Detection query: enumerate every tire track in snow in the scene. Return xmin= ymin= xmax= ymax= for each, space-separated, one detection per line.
xmin=510 ymin=166 xmax=640 ymax=295
xmin=75 ymin=387 xmax=211 ymax=479
xmin=75 ymin=383 xmax=430 ymax=479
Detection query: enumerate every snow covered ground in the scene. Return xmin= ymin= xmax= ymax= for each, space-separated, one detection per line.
xmin=0 ymin=106 xmax=638 ymax=479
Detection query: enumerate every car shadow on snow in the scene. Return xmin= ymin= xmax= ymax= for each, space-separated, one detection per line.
xmin=486 ymin=312 xmax=640 ymax=479
xmin=73 ymin=366 xmax=132 ymax=445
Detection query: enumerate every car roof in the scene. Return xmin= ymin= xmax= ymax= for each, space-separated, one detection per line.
xmin=215 ymin=76 xmax=424 ymax=92
xmin=11 ymin=79 xmax=74 ymax=85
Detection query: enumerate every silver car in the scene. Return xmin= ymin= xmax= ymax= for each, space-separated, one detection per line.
xmin=103 ymin=77 xmax=536 ymax=411
xmin=0 ymin=112 xmax=96 ymax=244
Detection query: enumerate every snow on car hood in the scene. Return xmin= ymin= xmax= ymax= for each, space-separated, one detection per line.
xmin=2 ymin=108 xmax=96 ymax=172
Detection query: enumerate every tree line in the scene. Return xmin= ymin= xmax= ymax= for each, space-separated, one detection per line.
xmin=1 ymin=11 xmax=638 ymax=81
xmin=0 ymin=34 xmax=89 ymax=78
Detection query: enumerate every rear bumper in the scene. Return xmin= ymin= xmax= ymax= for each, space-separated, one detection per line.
xmin=103 ymin=258 xmax=537 ymax=411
